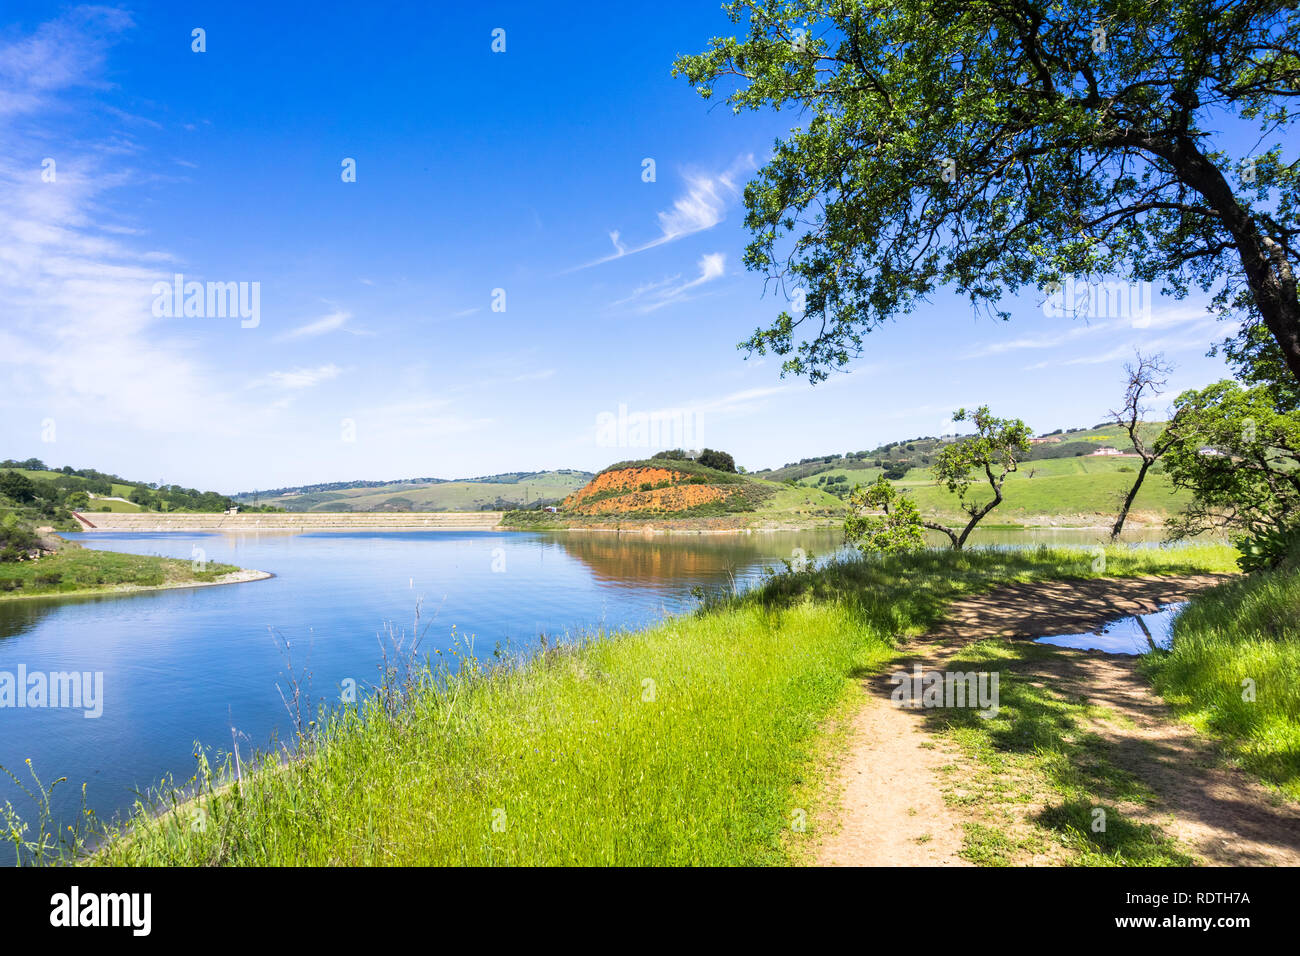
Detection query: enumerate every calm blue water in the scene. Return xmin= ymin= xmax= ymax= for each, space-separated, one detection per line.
xmin=0 ymin=529 xmax=840 ymax=838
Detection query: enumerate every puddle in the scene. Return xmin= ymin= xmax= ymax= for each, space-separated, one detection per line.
xmin=1034 ymin=602 xmax=1187 ymax=655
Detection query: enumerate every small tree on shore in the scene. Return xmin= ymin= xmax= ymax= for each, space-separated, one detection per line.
xmin=1109 ymin=352 xmax=1181 ymax=540
xmin=845 ymin=476 xmax=925 ymax=554
xmin=926 ymin=407 xmax=1031 ymax=550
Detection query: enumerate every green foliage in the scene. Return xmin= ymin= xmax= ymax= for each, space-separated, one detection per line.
xmin=674 ymin=1 xmax=1300 ymax=382
xmin=0 ymin=514 xmax=40 ymax=563
xmin=0 ymin=471 xmax=36 ymax=503
xmin=1236 ymin=526 xmax=1300 ymax=574
xmin=1162 ymin=380 xmax=1300 ymax=547
xmin=697 ymin=448 xmax=737 ymax=473
xmin=0 ymin=462 xmax=247 ymax=520
xmin=844 ymin=476 xmax=924 ymax=553
xmin=925 ymin=407 xmax=1032 ymax=548
xmin=0 ymin=545 xmax=238 ymax=598
xmin=1143 ymin=565 xmax=1300 ymax=799
xmin=933 ymin=408 xmax=1032 ymax=498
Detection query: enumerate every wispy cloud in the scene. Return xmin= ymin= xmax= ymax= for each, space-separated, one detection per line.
xmin=0 ymin=8 xmax=266 ymax=438
xmin=275 ymin=309 xmax=353 ymax=341
xmin=966 ymin=302 xmax=1219 ymax=361
xmin=963 ymin=322 xmax=1111 ymax=359
xmin=565 ymin=155 xmax=754 ymax=272
xmin=253 ymin=364 xmax=343 ymax=390
xmin=608 ymin=252 xmax=727 ymax=314
xmin=0 ymin=6 xmax=133 ymax=116
xmin=1024 ymin=316 xmax=1223 ymax=370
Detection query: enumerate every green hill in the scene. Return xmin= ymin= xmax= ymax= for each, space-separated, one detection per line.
xmin=758 ymin=423 xmax=1186 ymax=526
xmin=0 ymin=457 xmax=266 ymax=530
xmin=239 ymin=470 xmax=594 ymax=513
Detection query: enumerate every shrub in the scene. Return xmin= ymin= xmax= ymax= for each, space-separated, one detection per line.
xmin=0 ymin=515 xmax=39 ymax=561
xmin=1236 ymin=526 xmax=1300 ymax=574
xmin=697 ymin=449 xmax=737 ymax=473
xmin=845 ymin=476 xmax=925 ymax=553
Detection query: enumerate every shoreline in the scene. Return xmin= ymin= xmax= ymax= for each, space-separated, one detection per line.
xmin=80 ymin=543 xmax=1242 ymax=866
xmin=0 ymin=568 xmax=274 ymax=603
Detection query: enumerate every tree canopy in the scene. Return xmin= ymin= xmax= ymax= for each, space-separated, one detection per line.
xmin=674 ymin=0 xmax=1300 ymax=383
xmin=1164 ymin=379 xmax=1300 ymax=545
xmin=845 ymin=475 xmax=927 ymax=552
xmin=928 ymin=407 xmax=1032 ymax=548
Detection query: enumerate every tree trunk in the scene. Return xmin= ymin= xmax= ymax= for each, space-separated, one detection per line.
xmin=956 ymin=491 xmax=1003 ymax=550
xmin=922 ymin=521 xmax=959 ymax=549
xmin=1106 ymin=128 xmax=1300 ymax=386
xmin=1169 ymin=140 xmax=1300 ymax=383
xmin=1110 ymin=457 xmax=1153 ymax=541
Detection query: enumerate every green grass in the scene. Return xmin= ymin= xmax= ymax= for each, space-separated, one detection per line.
xmin=0 ymin=543 xmax=239 ymax=599
xmin=899 ymin=462 xmax=1188 ymax=522
xmin=1142 ymin=565 xmax=1300 ymax=799
xmin=924 ymin=641 xmax=1197 ymax=866
xmin=85 ymin=497 xmax=143 ymax=513
xmin=794 ymin=453 xmax=1190 ymax=522
xmin=57 ymin=542 xmax=1234 ymax=867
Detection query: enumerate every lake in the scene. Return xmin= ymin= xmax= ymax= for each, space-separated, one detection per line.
xmin=0 ymin=524 xmax=1177 ymax=842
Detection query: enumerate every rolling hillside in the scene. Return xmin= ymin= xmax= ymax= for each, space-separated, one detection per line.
xmin=0 ymin=458 xmax=258 ymax=527
xmin=760 ymin=423 xmax=1186 ymax=526
xmin=235 ymin=470 xmax=593 ymax=513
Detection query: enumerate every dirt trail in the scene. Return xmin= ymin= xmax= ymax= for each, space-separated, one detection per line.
xmin=815 ymin=574 xmax=1300 ymax=867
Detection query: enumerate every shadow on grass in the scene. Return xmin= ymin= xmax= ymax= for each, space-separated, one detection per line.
xmin=916 ymin=643 xmax=1194 ymax=865
xmin=1035 ymin=800 xmax=1195 ymax=866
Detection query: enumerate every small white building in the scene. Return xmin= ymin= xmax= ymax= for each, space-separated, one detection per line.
xmin=1090 ymin=447 xmax=1123 ymax=456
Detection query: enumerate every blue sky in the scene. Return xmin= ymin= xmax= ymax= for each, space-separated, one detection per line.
xmin=0 ymin=2 xmax=1235 ymax=492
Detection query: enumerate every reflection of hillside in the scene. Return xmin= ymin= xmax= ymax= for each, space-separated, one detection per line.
xmin=551 ymin=531 xmax=842 ymax=587
xmin=0 ymin=591 xmax=128 ymax=641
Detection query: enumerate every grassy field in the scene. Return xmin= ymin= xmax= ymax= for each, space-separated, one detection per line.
xmin=1143 ymin=566 xmax=1300 ymax=799
xmin=61 ymin=542 xmax=1236 ymax=867
xmin=901 ymin=465 xmax=1188 ymax=522
xmin=796 ymin=453 xmax=1188 ymax=524
xmin=12 ymin=470 xmax=137 ymax=500
xmin=0 ymin=543 xmax=240 ymax=600
xmin=84 ymin=496 xmax=144 ymax=513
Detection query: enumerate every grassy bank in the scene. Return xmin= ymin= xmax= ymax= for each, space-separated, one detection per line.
xmin=0 ymin=542 xmax=242 ymax=600
xmin=62 ymin=543 xmax=1235 ymax=867
xmin=1142 ymin=566 xmax=1300 ymax=799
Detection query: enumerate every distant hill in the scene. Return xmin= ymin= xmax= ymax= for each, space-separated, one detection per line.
xmin=751 ymin=422 xmax=1186 ymax=525
xmin=505 ymin=457 xmax=846 ymax=529
xmin=0 ymin=457 xmax=269 ymax=530
xmin=234 ymin=470 xmax=594 ymax=513
xmin=754 ymin=423 xmax=1167 ymax=483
